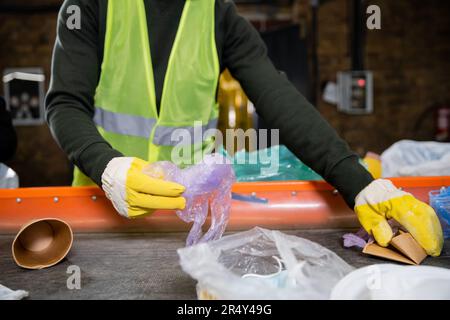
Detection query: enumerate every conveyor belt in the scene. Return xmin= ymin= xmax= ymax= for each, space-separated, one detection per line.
xmin=1 ymin=229 xmax=449 ymax=300
xmin=1 ymin=177 xmax=449 ymax=233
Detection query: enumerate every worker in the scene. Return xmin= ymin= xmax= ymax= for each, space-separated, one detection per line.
xmin=0 ymin=96 xmax=19 ymax=188
xmin=45 ymin=0 xmax=443 ymax=256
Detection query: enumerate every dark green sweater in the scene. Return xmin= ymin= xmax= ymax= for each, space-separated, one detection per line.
xmin=45 ymin=0 xmax=373 ymax=208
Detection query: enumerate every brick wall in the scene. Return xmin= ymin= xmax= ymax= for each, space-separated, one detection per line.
xmin=314 ymin=0 xmax=450 ymax=155
xmin=0 ymin=1 xmax=71 ymax=186
xmin=0 ymin=0 xmax=449 ymax=186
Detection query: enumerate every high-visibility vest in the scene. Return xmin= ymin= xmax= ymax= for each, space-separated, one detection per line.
xmin=73 ymin=0 xmax=219 ymax=186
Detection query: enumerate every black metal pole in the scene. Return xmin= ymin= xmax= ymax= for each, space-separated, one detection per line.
xmin=0 ymin=5 xmax=61 ymax=14
xmin=310 ymin=0 xmax=319 ymax=106
xmin=351 ymin=0 xmax=365 ymax=70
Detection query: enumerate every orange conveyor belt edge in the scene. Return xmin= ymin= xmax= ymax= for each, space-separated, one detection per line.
xmin=0 ymin=176 xmax=449 ymax=234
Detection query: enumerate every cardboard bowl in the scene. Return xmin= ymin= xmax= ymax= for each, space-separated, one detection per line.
xmin=12 ymin=218 xmax=73 ymax=269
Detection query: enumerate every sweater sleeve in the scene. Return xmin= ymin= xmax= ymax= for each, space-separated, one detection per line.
xmin=45 ymin=0 xmax=122 ymax=186
xmin=220 ymin=2 xmax=373 ymax=208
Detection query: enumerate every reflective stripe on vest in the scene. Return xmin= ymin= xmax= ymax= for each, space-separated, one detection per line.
xmin=94 ymin=107 xmax=218 ymax=146
xmin=72 ymin=0 xmax=219 ymax=186
xmin=153 ymin=118 xmax=218 ymax=146
xmin=94 ymin=107 xmax=156 ymax=138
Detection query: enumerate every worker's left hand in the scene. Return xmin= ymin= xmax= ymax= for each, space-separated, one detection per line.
xmin=354 ymin=179 xmax=443 ymax=256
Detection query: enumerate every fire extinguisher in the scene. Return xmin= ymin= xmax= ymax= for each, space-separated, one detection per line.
xmin=435 ymin=103 xmax=450 ymax=142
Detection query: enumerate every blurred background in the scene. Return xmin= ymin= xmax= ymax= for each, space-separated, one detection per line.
xmin=1 ymin=0 xmax=450 ymax=187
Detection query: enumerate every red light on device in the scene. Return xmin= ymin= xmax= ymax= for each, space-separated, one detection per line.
xmin=357 ymin=79 xmax=366 ymax=87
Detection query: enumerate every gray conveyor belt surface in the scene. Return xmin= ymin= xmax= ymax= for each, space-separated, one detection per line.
xmin=1 ymin=230 xmax=449 ymax=299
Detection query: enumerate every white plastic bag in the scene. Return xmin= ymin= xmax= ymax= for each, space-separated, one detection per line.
xmin=0 ymin=284 xmax=28 ymax=300
xmin=0 ymin=163 xmax=19 ymax=189
xmin=331 ymin=264 xmax=450 ymax=300
xmin=178 ymin=227 xmax=354 ymax=300
xmin=381 ymin=140 xmax=450 ymax=177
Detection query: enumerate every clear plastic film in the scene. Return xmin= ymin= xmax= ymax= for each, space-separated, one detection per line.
xmin=143 ymin=154 xmax=236 ymax=246
xmin=178 ymin=227 xmax=353 ymax=300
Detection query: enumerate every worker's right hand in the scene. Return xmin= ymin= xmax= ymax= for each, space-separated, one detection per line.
xmin=101 ymin=157 xmax=186 ymax=219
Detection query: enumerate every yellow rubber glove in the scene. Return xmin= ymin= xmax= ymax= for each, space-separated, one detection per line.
xmin=355 ymin=179 xmax=443 ymax=256
xmin=101 ymin=157 xmax=186 ymax=218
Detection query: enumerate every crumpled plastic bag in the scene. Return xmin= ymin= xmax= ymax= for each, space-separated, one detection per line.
xmin=0 ymin=284 xmax=28 ymax=300
xmin=143 ymin=153 xmax=235 ymax=246
xmin=220 ymin=145 xmax=323 ymax=182
xmin=178 ymin=227 xmax=354 ymax=299
xmin=0 ymin=163 xmax=19 ymax=189
xmin=381 ymin=140 xmax=450 ymax=177
xmin=343 ymin=219 xmax=401 ymax=249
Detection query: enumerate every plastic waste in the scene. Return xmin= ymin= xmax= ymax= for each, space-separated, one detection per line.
xmin=343 ymin=229 xmax=373 ymax=249
xmin=429 ymin=187 xmax=450 ymax=239
xmin=143 ymin=153 xmax=235 ymax=246
xmin=0 ymin=163 xmax=19 ymax=189
xmin=343 ymin=219 xmax=401 ymax=249
xmin=0 ymin=284 xmax=28 ymax=300
xmin=220 ymin=145 xmax=323 ymax=182
xmin=331 ymin=264 xmax=450 ymax=300
xmin=178 ymin=227 xmax=354 ymax=299
xmin=381 ymin=140 xmax=450 ymax=177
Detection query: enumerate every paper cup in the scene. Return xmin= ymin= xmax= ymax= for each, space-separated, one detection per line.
xmin=12 ymin=218 xmax=73 ymax=269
